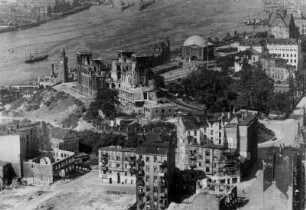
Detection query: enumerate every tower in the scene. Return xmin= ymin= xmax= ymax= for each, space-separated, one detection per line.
xmin=58 ymin=48 xmax=68 ymax=83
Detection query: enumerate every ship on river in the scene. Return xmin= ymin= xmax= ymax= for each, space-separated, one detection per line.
xmin=138 ymin=0 xmax=156 ymax=11
xmin=25 ymin=52 xmax=49 ymax=64
xmin=121 ymin=1 xmax=135 ymax=11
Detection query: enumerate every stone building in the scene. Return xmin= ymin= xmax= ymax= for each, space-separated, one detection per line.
xmin=51 ymin=127 xmax=79 ymax=153
xmin=181 ymin=35 xmax=214 ymax=62
xmin=76 ymin=51 xmax=111 ymax=99
xmin=136 ymin=141 xmax=175 ymax=210
xmin=110 ymin=39 xmax=172 ymax=115
xmin=98 ymin=146 xmax=137 ymax=185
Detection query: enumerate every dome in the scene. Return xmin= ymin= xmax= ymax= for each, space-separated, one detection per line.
xmin=183 ymin=35 xmax=207 ymax=48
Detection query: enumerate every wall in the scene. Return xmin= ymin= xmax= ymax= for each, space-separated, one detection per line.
xmin=0 ymin=135 xmax=22 ymax=177
xmin=22 ymin=160 xmax=53 ymax=184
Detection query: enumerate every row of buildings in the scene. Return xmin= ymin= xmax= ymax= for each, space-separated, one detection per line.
xmin=98 ymin=109 xmax=258 ymax=210
xmin=0 ymin=121 xmax=82 ymax=185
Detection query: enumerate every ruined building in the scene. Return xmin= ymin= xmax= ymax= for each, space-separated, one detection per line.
xmin=76 ymin=51 xmax=111 ymax=99
xmin=110 ymin=39 xmax=174 ymax=115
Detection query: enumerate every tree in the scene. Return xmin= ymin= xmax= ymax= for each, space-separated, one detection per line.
xmin=236 ymin=64 xmax=274 ymax=113
xmin=85 ymin=86 xmax=119 ymax=122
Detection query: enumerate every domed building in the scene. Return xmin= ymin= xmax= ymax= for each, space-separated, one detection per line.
xmin=182 ymin=35 xmax=214 ymax=61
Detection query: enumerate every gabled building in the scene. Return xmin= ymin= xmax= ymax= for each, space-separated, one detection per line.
xmin=51 ymin=127 xmax=79 ymax=153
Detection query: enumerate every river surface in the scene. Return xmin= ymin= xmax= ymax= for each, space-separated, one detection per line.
xmin=0 ymin=0 xmax=263 ymax=85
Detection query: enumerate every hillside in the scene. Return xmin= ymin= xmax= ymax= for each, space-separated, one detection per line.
xmin=2 ymin=87 xmax=86 ymax=129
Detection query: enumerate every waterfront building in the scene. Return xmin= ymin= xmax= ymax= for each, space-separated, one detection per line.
xmin=76 ymin=51 xmax=111 ymax=99
xmin=98 ymin=146 xmax=137 ymax=185
xmin=238 ymin=38 xmax=301 ymax=69
xmin=181 ymin=35 xmax=214 ymax=62
xmin=136 ymin=140 xmax=175 ymax=210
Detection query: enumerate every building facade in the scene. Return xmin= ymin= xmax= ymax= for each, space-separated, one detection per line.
xmin=136 ymin=141 xmax=175 ymax=210
xmin=98 ymin=146 xmax=137 ymax=185
xmin=51 ymin=128 xmax=79 ymax=153
xmin=238 ymin=38 xmax=301 ymax=69
xmin=181 ymin=35 xmax=214 ymax=61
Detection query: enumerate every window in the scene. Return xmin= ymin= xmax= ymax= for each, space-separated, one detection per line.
xmin=146 ymin=165 xmax=150 ymax=172
xmin=146 ymin=157 xmax=150 ymax=162
xmin=194 ymin=130 xmax=197 ymax=136
xmin=116 ymin=164 xmax=120 ymax=168
xmin=206 ymin=167 xmax=210 ymax=172
xmin=205 ymin=159 xmax=210 ymax=164
xmin=210 ymin=130 xmax=213 ymax=135
xmin=154 ymin=156 xmax=157 ymax=163
xmin=146 ymin=176 xmax=150 ymax=182
xmin=199 ymin=162 xmax=202 ymax=167
xmin=205 ymin=150 xmax=210 ymax=156
xmin=220 ymin=179 xmax=225 ymax=184
xmin=233 ymin=178 xmax=238 ymax=183
xmin=153 ymin=166 xmax=157 ymax=173
xmin=125 ymin=172 xmax=127 ymax=176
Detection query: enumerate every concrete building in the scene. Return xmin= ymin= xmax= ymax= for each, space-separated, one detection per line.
xmin=238 ymin=38 xmax=301 ymax=69
xmin=51 ymin=127 xmax=79 ymax=153
xmin=136 ymin=141 xmax=175 ymax=210
xmin=181 ymin=35 xmax=214 ymax=61
xmin=76 ymin=51 xmax=111 ymax=99
xmin=98 ymin=146 xmax=137 ymax=185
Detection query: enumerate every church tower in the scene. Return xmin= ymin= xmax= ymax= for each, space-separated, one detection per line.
xmin=58 ymin=48 xmax=68 ymax=83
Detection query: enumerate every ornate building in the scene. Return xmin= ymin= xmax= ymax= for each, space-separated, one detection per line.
xmin=110 ymin=39 xmax=173 ymax=115
xmin=181 ymin=35 xmax=214 ymax=61
xmin=76 ymin=51 xmax=111 ymax=99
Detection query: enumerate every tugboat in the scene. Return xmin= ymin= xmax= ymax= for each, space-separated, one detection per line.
xmin=25 ymin=51 xmax=48 ymax=63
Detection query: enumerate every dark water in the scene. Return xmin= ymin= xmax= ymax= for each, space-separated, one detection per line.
xmin=0 ymin=0 xmax=262 ymax=85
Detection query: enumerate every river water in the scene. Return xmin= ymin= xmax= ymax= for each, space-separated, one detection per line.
xmin=0 ymin=0 xmax=262 ymax=85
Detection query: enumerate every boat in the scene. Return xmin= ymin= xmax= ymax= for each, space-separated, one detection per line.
xmin=121 ymin=1 xmax=135 ymax=11
xmin=25 ymin=52 xmax=48 ymax=64
xmin=8 ymin=49 xmax=14 ymax=53
xmin=138 ymin=0 xmax=155 ymax=11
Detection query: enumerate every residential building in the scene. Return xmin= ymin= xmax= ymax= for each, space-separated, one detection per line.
xmin=260 ymin=54 xmax=295 ymax=82
xmin=51 ymin=127 xmax=79 ymax=153
xmin=136 ymin=141 xmax=175 ymax=210
xmin=181 ymin=35 xmax=214 ymax=61
xmin=234 ymin=48 xmax=260 ymax=72
xmin=98 ymin=146 xmax=137 ymax=185
xmin=176 ymin=110 xmax=258 ymax=186
xmin=238 ymin=38 xmax=301 ymax=68
xmin=76 ymin=51 xmax=111 ymax=99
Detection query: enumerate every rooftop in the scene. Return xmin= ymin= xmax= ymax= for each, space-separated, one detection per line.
xmin=51 ymin=127 xmax=75 ymax=139
xmin=181 ymin=115 xmax=208 ymax=130
xmin=240 ymin=38 xmax=298 ymax=46
xmin=100 ymin=146 xmax=137 ymax=153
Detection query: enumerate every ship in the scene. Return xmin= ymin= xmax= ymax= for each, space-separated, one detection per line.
xmin=25 ymin=52 xmax=49 ymax=64
xmin=138 ymin=0 xmax=156 ymax=11
xmin=121 ymin=1 xmax=135 ymax=11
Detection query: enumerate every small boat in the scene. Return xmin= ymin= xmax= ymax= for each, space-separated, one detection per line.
xmin=25 ymin=52 xmax=48 ymax=63
xmin=8 ymin=49 xmax=14 ymax=53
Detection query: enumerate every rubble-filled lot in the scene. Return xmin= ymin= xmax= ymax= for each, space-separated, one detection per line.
xmin=0 ymin=170 xmax=136 ymax=210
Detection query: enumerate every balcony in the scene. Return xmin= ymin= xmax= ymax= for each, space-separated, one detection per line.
xmin=137 ymin=169 xmax=145 ymax=177
xmin=138 ymin=180 xmax=145 ymax=186
xmin=137 ymin=160 xmax=145 ymax=167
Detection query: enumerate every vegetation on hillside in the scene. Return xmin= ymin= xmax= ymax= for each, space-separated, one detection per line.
xmin=171 ymin=64 xmax=295 ymax=114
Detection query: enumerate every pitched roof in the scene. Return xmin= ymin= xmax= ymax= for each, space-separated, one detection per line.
xmin=51 ymin=127 xmax=74 ymax=139
xmin=181 ymin=115 xmax=208 ymax=130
